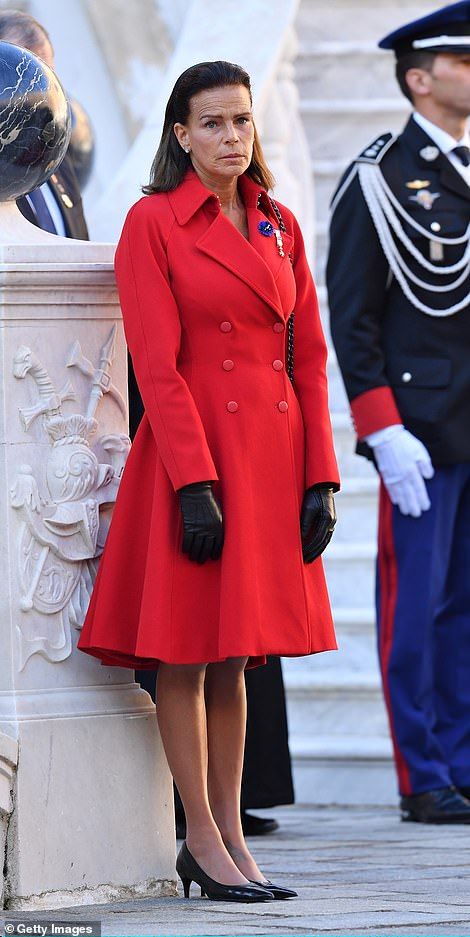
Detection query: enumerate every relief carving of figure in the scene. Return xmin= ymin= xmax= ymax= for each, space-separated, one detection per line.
xmin=9 ymin=325 xmax=130 ymax=670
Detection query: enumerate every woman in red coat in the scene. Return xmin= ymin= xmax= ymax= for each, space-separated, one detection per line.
xmin=78 ymin=60 xmax=340 ymax=902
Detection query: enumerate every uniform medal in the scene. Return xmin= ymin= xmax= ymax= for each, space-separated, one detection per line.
xmin=406 ymin=180 xmax=431 ymax=189
xmin=406 ymin=181 xmax=443 ymax=257
xmin=409 ymin=189 xmax=440 ymax=210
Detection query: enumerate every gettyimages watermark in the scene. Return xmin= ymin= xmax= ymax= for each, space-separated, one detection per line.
xmin=3 ymin=923 xmax=101 ymax=937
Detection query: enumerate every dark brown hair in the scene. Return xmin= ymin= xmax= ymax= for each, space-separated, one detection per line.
xmin=395 ymin=51 xmax=437 ymax=103
xmin=0 ymin=9 xmax=52 ymax=55
xmin=142 ymin=60 xmax=275 ymax=195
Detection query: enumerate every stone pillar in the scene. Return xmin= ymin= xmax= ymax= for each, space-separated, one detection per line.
xmin=0 ymin=732 xmax=18 ymax=909
xmin=0 ymin=207 xmax=176 ymax=910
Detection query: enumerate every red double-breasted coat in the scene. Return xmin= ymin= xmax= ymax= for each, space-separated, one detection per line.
xmin=77 ymin=167 xmax=340 ymax=670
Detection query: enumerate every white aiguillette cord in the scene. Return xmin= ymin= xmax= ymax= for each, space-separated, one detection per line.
xmin=358 ymin=161 xmax=470 ymax=316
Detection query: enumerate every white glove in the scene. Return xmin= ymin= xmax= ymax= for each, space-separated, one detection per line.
xmin=364 ymin=424 xmax=434 ymax=518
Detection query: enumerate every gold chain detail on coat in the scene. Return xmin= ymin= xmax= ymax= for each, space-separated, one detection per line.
xmin=265 ymin=196 xmax=295 ymax=384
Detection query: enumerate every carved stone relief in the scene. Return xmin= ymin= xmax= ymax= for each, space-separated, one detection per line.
xmin=9 ymin=325 xmax=130 ymax=671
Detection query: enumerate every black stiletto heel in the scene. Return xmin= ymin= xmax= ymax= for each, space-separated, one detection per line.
xmin=249 ymin=877 xmax=298 ymax=899
xmin=176 ymin=841 xmax=274 ymax=902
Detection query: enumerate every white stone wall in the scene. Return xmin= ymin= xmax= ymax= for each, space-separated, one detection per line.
xmin=0 ymin=732 xmax=18 ymax=908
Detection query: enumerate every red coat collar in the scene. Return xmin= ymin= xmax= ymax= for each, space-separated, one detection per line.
xmin=167 ymin=166 xmax=294 ymax=322
xmin=167 ymin=166 xmax=274 ymax=225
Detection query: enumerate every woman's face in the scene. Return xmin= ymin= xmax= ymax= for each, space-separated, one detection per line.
xmin=174 ymin=83 xmax=255 ymax=180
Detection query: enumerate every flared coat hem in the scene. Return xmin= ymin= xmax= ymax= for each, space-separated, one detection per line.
xmin=77 ymin=640 xmax=337 ymax=671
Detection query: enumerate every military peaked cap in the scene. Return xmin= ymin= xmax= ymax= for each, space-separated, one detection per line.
xmin=379 ymin=0 xmax=470 ymax=58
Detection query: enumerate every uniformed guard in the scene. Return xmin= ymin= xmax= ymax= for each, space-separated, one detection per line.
xmin=327 ymin=0 xmax=470 ymax=823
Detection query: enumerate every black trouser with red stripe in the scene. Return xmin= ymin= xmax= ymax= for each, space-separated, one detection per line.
xmin=376 ymin=465 xmax=470 ymax=796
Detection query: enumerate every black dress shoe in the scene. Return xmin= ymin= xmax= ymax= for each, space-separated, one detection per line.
xmin=176 ymin=841 xmax=275 ymax=902
xmin=249 ymin=878 xmax=297 ymax=899
xmin=400 ymin=786 xmax=470 ymax=823
xmin=241 ymin=810 xmax=279 ymax=836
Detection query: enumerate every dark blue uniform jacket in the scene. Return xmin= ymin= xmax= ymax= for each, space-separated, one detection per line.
xmin=327 ymin=116 xmax=470 ymax=465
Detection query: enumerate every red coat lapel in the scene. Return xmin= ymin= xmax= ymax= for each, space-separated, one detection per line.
xmin=168 ymin=168 xmax=294 ymax=322
xmin=246 ymin=202 xmax=294 ymax=290
xmin=196 ymin=212 xmax=293 ymax=322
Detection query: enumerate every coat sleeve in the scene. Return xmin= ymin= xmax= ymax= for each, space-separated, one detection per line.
xmin=114 ymin=197 xmax=219 ymax=491
xmin=289 ymin=210 xmax=340 ymax=492
xmin=326 ymin=168 xmax=402 ymax=439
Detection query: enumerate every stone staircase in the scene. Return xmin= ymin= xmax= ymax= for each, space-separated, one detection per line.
xmin=284 ymin=0 xmax=443 ymax=805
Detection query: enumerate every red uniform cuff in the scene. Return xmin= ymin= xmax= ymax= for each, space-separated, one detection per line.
xmin=350 ymin=387 xmax=402 ymax=439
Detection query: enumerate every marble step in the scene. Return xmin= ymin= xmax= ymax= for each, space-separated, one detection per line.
xmin=316 ymin=292 xmax=333 ymax=343
xmin=323 ymin=540 xmax=376 ymax=608
xmin=284 ymin=672 xmax=389 ymax=741
xmin=284 ymin=665 xmax=381 ymax=689
xmin=295 ymin=43 xmax=399 ymax=100
xmin=314 ymin=222 xmax=334 ymax=285
xmin=334 ymin=477 xmax=379 ymax=542
xmin=327 ymin=347 xmax=350 ymax=413
xmin=289 ymin=735 xmax=395 ymax=805
xmin=333 ymin=605 xmax=375 ymax=634
xmin=283 ymin=618 xmax=380 ymax=685
xmin=300 ymin=97 xmax=409 ymax=162
xmin=313 ymin=158 xmax=352 ymax=226
xmin=295 ymin=0 xmax=443 ymax=43
xmin=331 ymin=411 xmax=377 ymax=479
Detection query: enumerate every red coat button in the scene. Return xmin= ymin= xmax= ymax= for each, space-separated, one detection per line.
xmin=272 ymin=360 xmax=284 ymax=371
xmin=220 ymin=321 xmax=232 ymax=332
xmin=227 ymin=400 xmax=239 ymax=412
xmin=278 ymin=400 xmax=288 ymax=412
xmin=222 ymin=359 xmax=234 ymax=370
xmin=273 ymin=322 xmax=285 ymax=333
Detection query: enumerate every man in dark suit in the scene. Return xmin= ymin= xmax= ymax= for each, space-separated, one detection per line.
xmin=327 ymin=0 xmax=470 ymax=824
xmin=0 ymin=9 xmax=88 ymax=241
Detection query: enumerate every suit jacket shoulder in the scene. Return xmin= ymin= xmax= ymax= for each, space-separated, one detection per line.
xmin=16 ymin=148 xmax=89 ymax=241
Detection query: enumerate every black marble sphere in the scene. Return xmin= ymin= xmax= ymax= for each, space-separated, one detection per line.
xmin=0 ymin=41 xmax=71 ymax=202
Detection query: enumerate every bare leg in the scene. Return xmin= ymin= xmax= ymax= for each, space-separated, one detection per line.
xmin=205 ymin=657 xmax=266 ymax=883
xmin=156 ymin=661 xmax=248 ymax=885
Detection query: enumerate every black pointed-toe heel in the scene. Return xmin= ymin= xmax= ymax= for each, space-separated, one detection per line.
xmin=249 ymin=878 xmax=298 ymax=899
xmin=180 ymin=875 xmax=191 ymax=899
xmin=176 ymin=841 xmax=274 ymax=902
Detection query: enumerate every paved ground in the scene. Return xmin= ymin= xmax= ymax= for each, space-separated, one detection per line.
xmin=2 ymin=805 xmax=470 ymax=936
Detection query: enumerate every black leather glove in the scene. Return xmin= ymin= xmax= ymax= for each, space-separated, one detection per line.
xmin=300 ymin=485 xmax=337 ymax=564
xmin=177 ymin=481 xmax=224 ymax=564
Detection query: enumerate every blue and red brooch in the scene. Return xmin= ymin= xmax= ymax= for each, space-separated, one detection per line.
xmin=257 ymin=219 xmax=285 ymax=256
